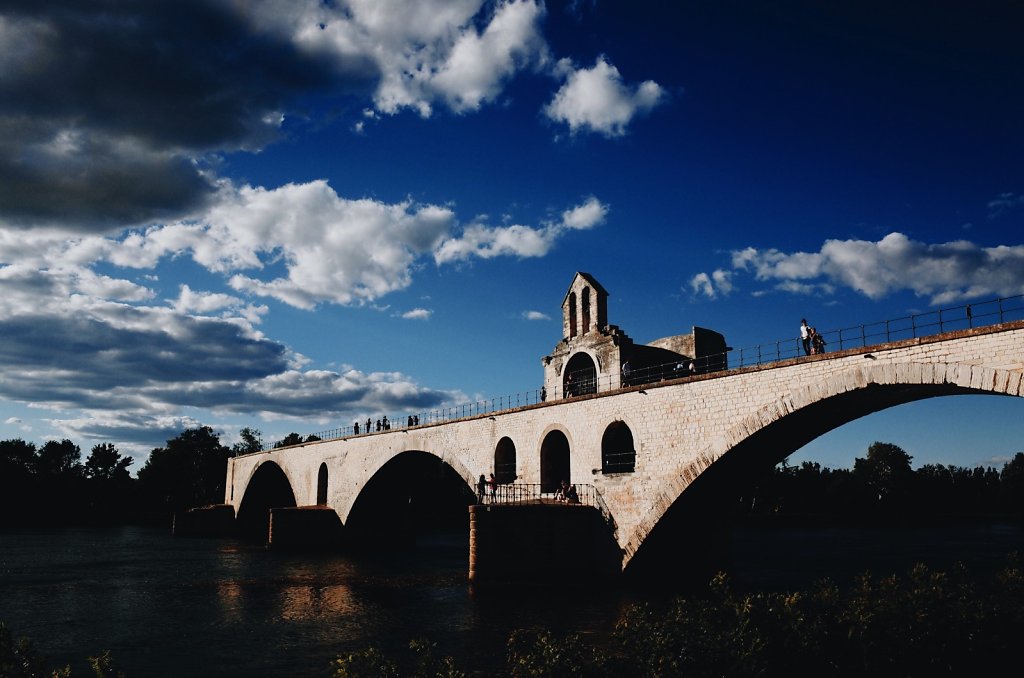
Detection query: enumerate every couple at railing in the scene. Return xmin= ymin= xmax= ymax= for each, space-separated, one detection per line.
xmin=553 ymin=479 xmax=580 ymax=504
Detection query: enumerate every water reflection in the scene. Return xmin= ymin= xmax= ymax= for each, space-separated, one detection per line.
xmin=216 ymin=580 xmax=243 ymax=622
xmin=278 ymin=583 xmax=361 ymax=622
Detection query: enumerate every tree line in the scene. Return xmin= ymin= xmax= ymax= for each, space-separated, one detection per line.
xmin=3 ymin=431 xmax=1023 ymax=527
xmin=0 ymin=426 xmax=308 ymax=526
xmin=741 ymin=442 xmax=1024 ymax=522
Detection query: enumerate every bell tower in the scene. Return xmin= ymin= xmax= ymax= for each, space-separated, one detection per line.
xmin=561 ymin=272 xmax=608 ymax=339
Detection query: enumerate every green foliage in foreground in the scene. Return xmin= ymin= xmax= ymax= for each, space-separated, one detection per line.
xmin=333 ymin=557 xmax=1024 ymax=678
xmin=0 ymin=623 xmax=123 ymax=678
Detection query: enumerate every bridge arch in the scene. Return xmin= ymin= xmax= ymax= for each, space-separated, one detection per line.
xmin=334 ymin=445 xmax=477 ymax=522
xmin=236 ymin=460 xmax=297 ymax=541
xmin=344 ymin=449 xmax=477 ymax=546
xmin=622 ymin=360 xmax=1024 ymax=574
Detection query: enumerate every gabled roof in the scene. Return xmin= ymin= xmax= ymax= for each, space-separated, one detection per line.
xmin=561 ymin=271 xmax=610 ymax=306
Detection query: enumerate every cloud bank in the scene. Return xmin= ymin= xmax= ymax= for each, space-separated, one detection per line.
xmin=690 ymin=232 xmax=1024 ymax=305
xmin=0 ymin=1 xmax=656 ymax=234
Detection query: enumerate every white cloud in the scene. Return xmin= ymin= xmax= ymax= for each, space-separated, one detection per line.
xmin=690 ymin=272 xmax=711 ymax=298
xmin=544 ymin=56 xmax=665 ymax=137
xmin=4 ymin=182 xmax=607 ymax=313
xmin=522 ymin=310 xmax=550 ymax=320
xmin=430 ymin=0 xmax=549 ymax=112
xmin=93 ymin=180 xmax=455 ymax=310
xmin=434 ymin=196 xmax=608 ymax=264
xmin=171 ymin=284 xmax=268 ymax=324
xmin=434 ymin=222 xmax=551 ymax=262
xmin=401 ymin=308 xmax=433 ymax=320
xmin=276 ymin=0 xmax=548 ymax=118
xmin=560 ymin=196 xmax=608 ymax=230
xmin=695 ymin=232 xmax=1024 ymax=304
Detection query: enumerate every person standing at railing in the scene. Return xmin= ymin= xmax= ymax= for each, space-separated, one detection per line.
xmin=477 ymin=474 xmax=487 ymax=504
xmin=800 ymin=318 xmax=811 ymax=356
xmin=811 ymin=327 xmax=826 ymax=354
xmin=488 ymin=473 xmax=497 ymax=502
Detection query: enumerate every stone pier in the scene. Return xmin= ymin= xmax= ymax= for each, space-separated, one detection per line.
xmin=468 ymin=503 xmax=621 ymax=583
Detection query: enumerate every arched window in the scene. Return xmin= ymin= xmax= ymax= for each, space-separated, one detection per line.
xmin=540 ymin=430 xmax=570 ymax=494
xmin=582 ymin=287 xmax=591 ymax=334
xmin=568 ymin=292 xmax=577 ymax=338
xmin=602 ymin=421 xmax=635 ymax=474
xmin=494 ymin=437 xmax=517 ymax=484
xmin=316 ymin=462 xmax=328 ymax=504
xmin=564 ymin=352 xmax=597 ymax=397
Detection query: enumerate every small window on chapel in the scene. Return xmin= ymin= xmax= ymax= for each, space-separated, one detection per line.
xmin=568 ymin=292 xmax=577 ymax=338
xmin=582 ymin=287 xmax=591 ymax=334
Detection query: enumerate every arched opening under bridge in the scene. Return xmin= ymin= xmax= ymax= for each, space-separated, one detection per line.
xmin=346 ymin=451 xmax=475 ymax=550
xmin=236 ymin=461 xmax=296 ymax=542
xmin=624 ymin=378 xmax=1024 ymax=588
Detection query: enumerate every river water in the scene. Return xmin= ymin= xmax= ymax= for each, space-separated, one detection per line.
xmin=1 ymin=523 xmax=1022 ymax=677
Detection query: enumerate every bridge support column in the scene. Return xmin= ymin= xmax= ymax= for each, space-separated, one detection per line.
xmin=268 ymin=506 xmax=345 ymax=550
xmin=468 ymin=504 xmax=621 ymax=583
xmin=172 ymin=504 xmax=236 ymax=537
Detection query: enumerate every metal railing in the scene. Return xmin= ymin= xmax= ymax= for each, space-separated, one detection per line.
xmin=247 ymin=293 xmax=1024 ymax=454
xmin=477 ymin=482 xmax=597 ymax=507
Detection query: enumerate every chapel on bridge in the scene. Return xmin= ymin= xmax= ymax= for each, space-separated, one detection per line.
xmin=541 ymin=272 xmax=728 ymax=397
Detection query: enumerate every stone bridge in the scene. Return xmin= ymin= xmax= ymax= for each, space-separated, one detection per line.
xmin=224 ymin=319 xmax=1024 ymax=580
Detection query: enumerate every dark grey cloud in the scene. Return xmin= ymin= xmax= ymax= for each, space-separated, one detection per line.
xmin=0 ymin=305 xmax=451 ymax=418
xmin=52 ymin=415 xmax=200 ymax=449
xmin=0 ymin=0 xmax=376 ymax=230
xmin=0 ymin=312 xmax=288 ymax=390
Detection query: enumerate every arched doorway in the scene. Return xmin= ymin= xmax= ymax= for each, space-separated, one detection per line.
xmin=564 ymin=352 xmax=597 ymax=396
xmin=540 ymin=430 xmax=571 ymax=494
xmin=494 ymin=437 xmax=517 ymax=484
xmin=602 ymin=421 xmax=636 ymax=473
xmin=316 ymin=462 xmax=328 ymax=504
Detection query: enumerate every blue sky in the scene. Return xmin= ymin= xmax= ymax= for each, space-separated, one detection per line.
xmin=0 ymin=0 xmax=1022 ymax=472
